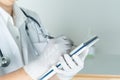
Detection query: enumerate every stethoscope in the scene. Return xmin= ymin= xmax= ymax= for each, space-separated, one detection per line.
xmin=0 ymin=9 xmax=53 ymax=68
xmin=0 ymin=49 xmax=10 ymax=67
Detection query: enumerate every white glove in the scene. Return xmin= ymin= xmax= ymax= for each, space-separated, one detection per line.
xmin=23 ymin=36 xmax=73 ymax=80
xmin=53 ymin=49 xmax=89 ymax=80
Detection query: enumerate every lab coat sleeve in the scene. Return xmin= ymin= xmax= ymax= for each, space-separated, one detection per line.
xmin=21 ymin=8 xmax=54 ymax=39
xmin=21 ymin=8 xmax=54 ymax=54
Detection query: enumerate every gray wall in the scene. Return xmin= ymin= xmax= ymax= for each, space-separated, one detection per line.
xmin=18 ymin=0 xmax=120 ymax=54
xmin=17 ymin=0 xmax=120 ymax=74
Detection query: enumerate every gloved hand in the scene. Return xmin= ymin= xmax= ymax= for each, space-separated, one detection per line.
xmin=53 ymin=49 xmax=89 ymax=80
xmin=23 ymin=36 xmax=73 ymax=80
xmin=39 ymin=36 xmax=74 ymax=66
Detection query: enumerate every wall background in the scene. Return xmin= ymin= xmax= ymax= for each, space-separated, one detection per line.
xmin=17 ymin=0 xmax=120 ymax=74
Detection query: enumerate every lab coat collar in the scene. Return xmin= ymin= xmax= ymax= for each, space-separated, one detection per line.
xmin=0 ymin=4 xmax=27 ymax=28
xmin=13 ymin=4 xmax=27 ymax=28
xmin=0 ymin=7 xmax=13 ymax=25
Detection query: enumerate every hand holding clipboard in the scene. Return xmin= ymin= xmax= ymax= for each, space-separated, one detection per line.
xmin=39 ymin=36 xmax=99 ymax=80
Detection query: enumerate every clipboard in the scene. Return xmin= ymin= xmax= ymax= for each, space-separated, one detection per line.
xmin=39 ymin=36 xmax=99 ymax=80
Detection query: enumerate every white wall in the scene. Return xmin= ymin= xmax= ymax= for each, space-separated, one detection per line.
xmin=17 ymin=0 xmax=120 ymax=74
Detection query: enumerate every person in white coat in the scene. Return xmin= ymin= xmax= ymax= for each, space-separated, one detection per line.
xmin=0 ymin=0 xmax=89 ymax=80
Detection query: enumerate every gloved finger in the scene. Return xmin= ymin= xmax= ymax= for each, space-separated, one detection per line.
xmin=55 ymin=43 xmax=72 ymax=52
xmin=55 ymin=46 xmax=70 ymax=54
xmin=50 ymin=39 xmax=73 ymax=51
xmin=79 ymin=48 xmax=89 ymax=62
xmin=72 ymin=55 xmax=84 ymax=68
xmin=52 ymin=65 xmax=67 ymax=75
xmin=57 ymin=40 xmax=74 ymax=47
xmin=63 ymin=54 xmax=76 ymax=69
xmin=59 ymin=36 xmax=74 ymax=45
xmin=53 ymin=65 xmax=75 ymax=76
xmin=64 ymin=39 xmax=74 ymax=46
xmin=56 ymin=36 xmax=74 ymax=46
xmin=59 ymin=56 xmax=71 ymax=71
xmin=56 ymin=35 xmax=68 ymax=40
xmin=52 ymin=66 xmax=62 ymax=73
xmin=57 ymin=42 xmax=73 ymax=48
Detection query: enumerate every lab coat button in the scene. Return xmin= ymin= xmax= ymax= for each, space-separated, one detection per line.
xmin=16 ymin=36 xmax=19 ymax=39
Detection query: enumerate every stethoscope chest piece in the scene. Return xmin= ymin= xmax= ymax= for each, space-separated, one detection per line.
xmin=0 ymin=57 xmax=10 ymax=67
xmin=0 ymin=50 xmax=10 ymax=67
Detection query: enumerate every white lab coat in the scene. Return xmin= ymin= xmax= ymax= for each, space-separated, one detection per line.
xmin=0 ymin=5 xmax=48 ymax=75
